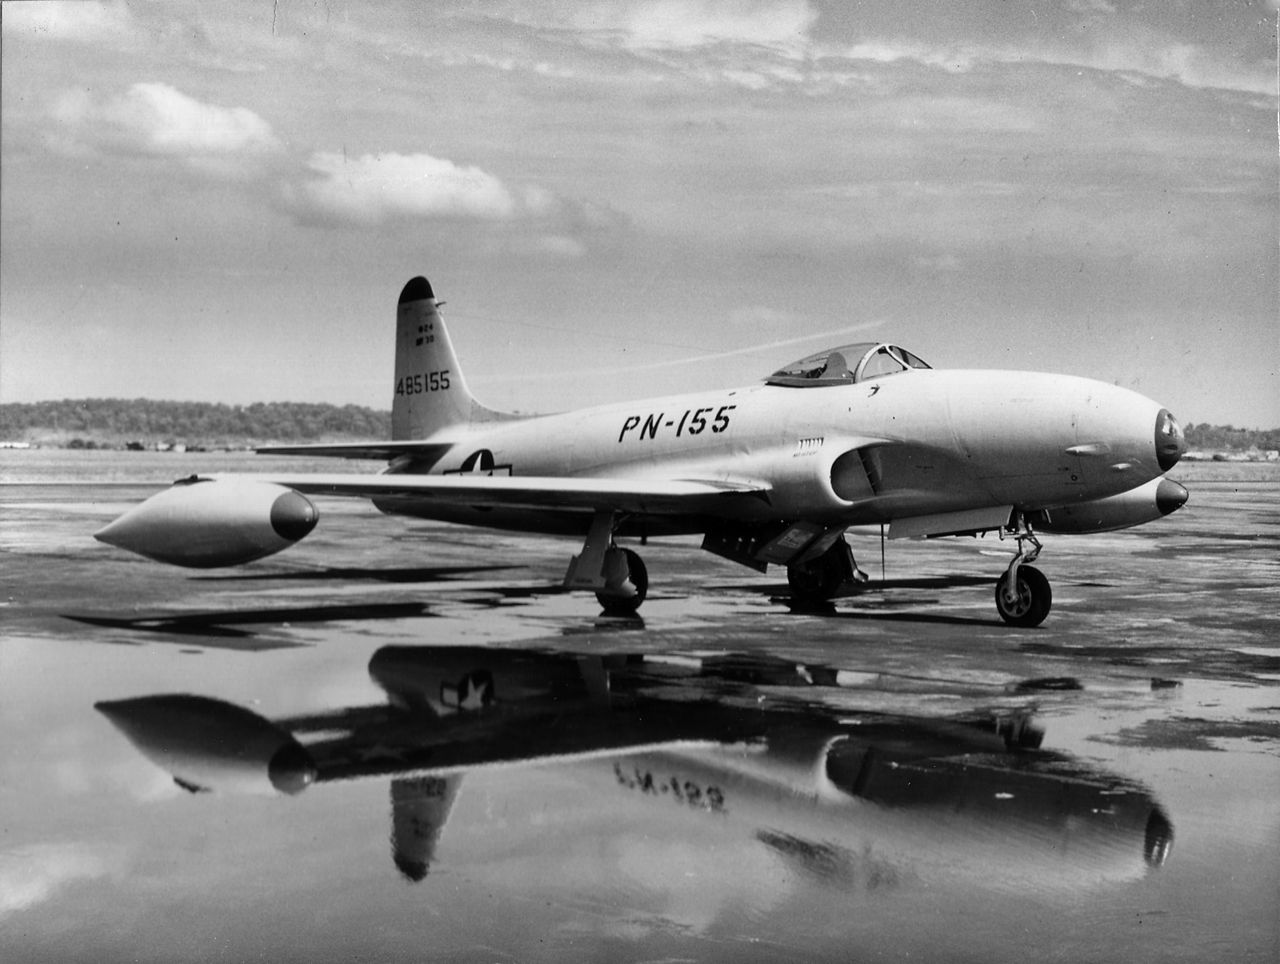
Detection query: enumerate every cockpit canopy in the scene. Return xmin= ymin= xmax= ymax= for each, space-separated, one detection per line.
xmin=766 ymin=343 xmax=932 ymax=388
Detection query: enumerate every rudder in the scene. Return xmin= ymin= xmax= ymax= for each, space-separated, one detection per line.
xmin=392 ymin=276 xmax=512 ymax=439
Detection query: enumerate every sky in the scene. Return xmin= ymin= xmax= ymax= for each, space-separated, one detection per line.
xmin=2 ymin=0 xmax=1276 ymax=427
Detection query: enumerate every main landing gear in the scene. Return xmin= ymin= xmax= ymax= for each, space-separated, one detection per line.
xmin=786 ymin=537 xmax=869 ymax=602
xmin=995 ymin=518 xmax=1051 ymax=628
xmin=561 ymin=512 xmax=1052 ymax=625
xmin=596 ymin=546 xmax=648 ymax=615
xmin=563 ymin=512 xmax=648 ymax=615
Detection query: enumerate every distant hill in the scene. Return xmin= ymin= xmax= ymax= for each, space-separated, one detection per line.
xmin=1 ymin=399 xmax=1277 ymax=456
xmin=0 ymin=398 xmax=390 ymax=449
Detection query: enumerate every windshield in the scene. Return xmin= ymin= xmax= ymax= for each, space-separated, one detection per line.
xmin=766 ymin=343 xmax=931 ymax=387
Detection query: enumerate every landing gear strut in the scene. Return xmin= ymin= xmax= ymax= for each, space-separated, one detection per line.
xmin=995 ymin=517 xmax=1051 ymax=627
xmin=563 ymin=511 xmax=648 ymax=614
xmin=786 ymin=537 xmax=869 ymax=601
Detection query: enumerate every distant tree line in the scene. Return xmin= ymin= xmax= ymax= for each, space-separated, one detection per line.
xmin=1183 ymin=423 xmax=1280 ymax=453
xmin=0 ymin=398 xmax=390 ymax=444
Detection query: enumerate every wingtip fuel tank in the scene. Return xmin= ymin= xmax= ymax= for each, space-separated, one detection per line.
xmin=94 ymin=477 xmax=318 ymax=567
xmin=95 ymin=694 xmax=317 ymax=795
xmin=1031 ymin=476 xmax=1189 ymax=534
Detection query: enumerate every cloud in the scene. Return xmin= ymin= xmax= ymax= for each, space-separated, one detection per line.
xmin=1084 ymin=36 xmax=1275 ymax=94
xmin=52 ymin=83 xmax=282 ymax=174
xmin=0 ymin=843 xmax=122 ymax=917
xmin=555 ymin=0 xmax=817 ymax=52
xmin=284 ymin=151 xmax=529 ymax=225
xmin=828 ymin=34 xmax=1275 ymax=96
xmin=474 ymin=2 xmax=1269 ymax=95
xmin=2 ymin=0 xmax=136 ymax=43
xmin=838 ymin=40 xmax=979 ymax=72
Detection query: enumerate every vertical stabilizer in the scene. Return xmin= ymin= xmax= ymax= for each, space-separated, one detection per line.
xmin=392 ymin=276 xmax=512 ymax=440
xmin=390 ymin=774 xmax=463 ymax=882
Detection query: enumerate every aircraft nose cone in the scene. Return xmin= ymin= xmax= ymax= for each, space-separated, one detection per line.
xmin=1155 ymin=409 xmax=1187 ymax=471
xmin=93 ymin=507 xmax=145 ymax=551
xmin=1156 ymin=478 xmax=1189 ymax=516
xmin=270 ymin=491 xmax=319 ymax=541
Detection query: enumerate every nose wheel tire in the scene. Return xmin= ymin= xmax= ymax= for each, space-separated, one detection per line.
xmin=596 ymin=547 xmax=648 ymax=615
xmin=995 ymin=565 xmax=1052 ymax=627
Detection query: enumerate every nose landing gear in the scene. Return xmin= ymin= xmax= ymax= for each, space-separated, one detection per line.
xmin=995 ymin=518 xmax=1051 ymax=627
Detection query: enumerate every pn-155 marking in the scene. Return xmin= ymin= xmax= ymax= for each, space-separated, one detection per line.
xmin=618 ymin=404 xmax=737 ymax=444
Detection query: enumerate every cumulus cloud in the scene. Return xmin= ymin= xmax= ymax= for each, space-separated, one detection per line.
xmin=284 ymin=151 xmax=529 ymax=225
xmin=52 ymin=82 xmax=282 ymax=174
xmin=0 ymin=843 xmax=121 ymax=917
xmin=279 ymin=146 xmax=622 ymax=257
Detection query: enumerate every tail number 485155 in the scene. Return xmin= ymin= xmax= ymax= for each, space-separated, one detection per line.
xmin=396 ymin=370 xmax=450 ymax=395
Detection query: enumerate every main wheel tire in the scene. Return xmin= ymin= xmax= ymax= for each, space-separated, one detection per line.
xmin=787 ymin=561 xmax=841 ymax=600
xmin=787 ymin=540 xmax=855 ymax=600
xmin=994 ymin=564 xmax=1052 ymax=627
xmin=597 ymin=547 xmax=648 ymax=614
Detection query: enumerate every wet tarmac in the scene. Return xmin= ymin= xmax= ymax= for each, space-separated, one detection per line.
xmin=2 ymin=452 xmax=1278 ymax=963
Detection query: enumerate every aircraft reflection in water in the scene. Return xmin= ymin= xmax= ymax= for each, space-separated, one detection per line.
xmin=98 ymin=646 xmax=1173 ymax=891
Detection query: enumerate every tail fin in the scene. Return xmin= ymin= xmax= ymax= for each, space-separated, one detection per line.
xmin=390 ymin=774 xmax=462 ymax=882
xmin=392 ymin=276 xmax=514 ymax=440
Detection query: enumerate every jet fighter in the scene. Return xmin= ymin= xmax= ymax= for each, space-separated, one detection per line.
xmin=95 ymin=275 xmax=1189 ymax=625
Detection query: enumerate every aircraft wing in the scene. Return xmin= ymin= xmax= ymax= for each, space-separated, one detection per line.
xmin=222 ymin=472 xmax=771 ymax=515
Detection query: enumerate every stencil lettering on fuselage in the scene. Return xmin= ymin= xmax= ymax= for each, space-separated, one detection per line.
xmin=617 ymin=404 xmax=737 ymax=444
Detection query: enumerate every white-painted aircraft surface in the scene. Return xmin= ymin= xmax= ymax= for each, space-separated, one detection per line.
xmin=95 ymin=275 xmax=1189 ymax=626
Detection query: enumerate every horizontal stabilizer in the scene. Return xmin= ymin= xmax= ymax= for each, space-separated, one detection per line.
xmin=256 ymin=441 xmax=455 ymax=464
